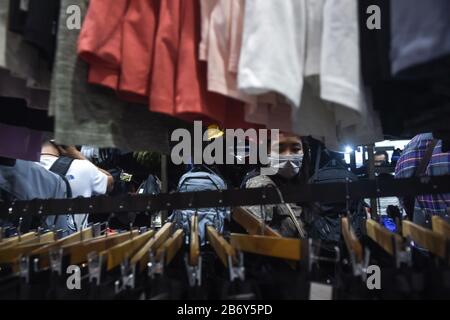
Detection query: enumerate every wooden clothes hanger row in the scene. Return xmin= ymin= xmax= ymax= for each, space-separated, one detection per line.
xmin=350 ymin=217 xmax=450 ymax=268
xmin=231 ymin=207 xmax=302 ymax=261
xmin=402 ymin=220 xmax=448 ymax=260
xmin=366 ymin=219 xmax=403 ymax=257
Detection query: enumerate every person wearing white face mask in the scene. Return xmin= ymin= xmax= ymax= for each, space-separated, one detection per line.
xmin=244 ymin=132 xmax=311 ymax=238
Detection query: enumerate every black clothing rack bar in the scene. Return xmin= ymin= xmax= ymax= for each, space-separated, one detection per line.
xmin=2 ymin=175 xmax=450 ymax=217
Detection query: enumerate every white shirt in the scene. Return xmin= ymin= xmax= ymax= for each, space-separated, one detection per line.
xmin=238 ymin=0 xmax=383 ymax=150
xmin=39 ymin=155 xmax=108 ymax=231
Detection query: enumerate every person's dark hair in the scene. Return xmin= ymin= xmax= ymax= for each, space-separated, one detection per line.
xmin=375 ymin=150 xmax=389 ymax=161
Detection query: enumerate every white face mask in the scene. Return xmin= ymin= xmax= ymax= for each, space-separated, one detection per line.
xmin=269 ymin=154 xmax=304 ymax=179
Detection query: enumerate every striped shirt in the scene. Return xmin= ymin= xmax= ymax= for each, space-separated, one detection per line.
xmin=395 ymin=133 xmax=450 ymax=216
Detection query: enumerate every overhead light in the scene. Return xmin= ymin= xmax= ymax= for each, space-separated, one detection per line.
xmin=344 ymin=146 xmax=354 ymax=153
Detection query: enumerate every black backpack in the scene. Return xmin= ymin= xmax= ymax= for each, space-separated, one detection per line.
xmin=307 ymin=159 xmax=366 ymax=242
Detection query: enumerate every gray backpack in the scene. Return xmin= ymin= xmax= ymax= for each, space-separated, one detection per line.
xmin=170 ymin=167 xmax=229 ymax=245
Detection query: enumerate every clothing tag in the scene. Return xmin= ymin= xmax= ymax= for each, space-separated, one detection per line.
xmin=20 ymin=0 xmax=30 ymax=11
xmin=309 ymin=282 xmax=333 ymax=300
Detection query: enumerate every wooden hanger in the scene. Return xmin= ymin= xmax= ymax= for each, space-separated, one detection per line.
xmin=206 ymin=226 xmax=236 ymax=267
xmin=402 ymin=220 xmax=447 ymax=259
xmin=341 ymin=217 xmax=363 ymax=263
xmin=0 ymin=231 xmax=55 ymax=249
xmin=189 ymin=215 xmax=200 ymax=266
xmin=0 ymin=241 xmax=54 ymax=264
xmin=31 ymin=227 xmax=94 ymax=256
xmin=100 ymin=229 xmax=155 ymax=271
xmin=366 ymin=219 xmax=403 ymax=256
xmin=131 ymin=223 xmax=173 ymax=272
xmin=156 ymin=229 xmax=184 ymax=266
xmin=0 ymin=232 xmax=37 ymax=248
xmin=230 ymin=233 xmax=301 ymax=261
xmin=0 ymin=231 xmax=57 ymax=265
xmin=63 ymin=230 xmax=139 ymax=265
xmin=432 ymin=216 xmax=450 ymax=238
xmin=232 ymin=207 xmax=281 ymax=237
xmin=31 ymin=227 xmax=94 ymax=269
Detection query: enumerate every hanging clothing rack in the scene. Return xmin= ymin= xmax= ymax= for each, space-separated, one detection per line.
xmin=2 ymin=175 xmax=450 ymax=218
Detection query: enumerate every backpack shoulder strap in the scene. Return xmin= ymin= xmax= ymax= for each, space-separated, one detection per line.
xmin=49 ymin=156 xmax=75 ymax=198
xmin=49 ymin=156 xmax=75 ymax=176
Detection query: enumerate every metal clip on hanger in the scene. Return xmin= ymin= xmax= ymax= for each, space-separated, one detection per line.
xmin=392 ymin=232 xmax=412 ymax=269
xmin=185 ymin=215 xmax=202 ymax=287
xmin=147 ymin=251 xmax=164 ymax=279
xmin=87 ymin=251 xmax=102 ymax=286
xmin=228 ymin=251 xmax=245 ymax=282
xmin=307 ymin=239 xmax=341 ymax=273
xmin=49 ymin=247 xmax=63 ymax=276
xmin=92 ymin=222 xmax=102 ymax=238
xmin=115 ymin=258 xmax=136 ymax=294
xmin=19 ymin=255 xmax=30 ymax=284
xmin=185 ymin=256 xmax=202 ymax=287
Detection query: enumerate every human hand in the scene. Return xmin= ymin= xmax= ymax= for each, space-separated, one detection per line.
xmin=58 ymin=145 xmax=86 ymax=160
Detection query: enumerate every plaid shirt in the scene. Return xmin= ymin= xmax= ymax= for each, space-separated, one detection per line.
xmin=395 ymin=133 xmax=450 ymax=216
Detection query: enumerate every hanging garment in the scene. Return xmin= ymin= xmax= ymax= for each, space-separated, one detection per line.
xmin=0 ymin=96 xmax=53 ymax=131
xmin=358 ymin=0 xmax=391 ymax=86
xmin=243 ymin=93 xmax=293 ymax=131
xmin=238 ymin=0 xmax=382 ymax=150
xmin=0 ymin=0 xmax=7 ymax=67
xmin=0 ymin=123 xmax=43 ymax=161
xmin=78 ymin=0 xmax=159 ymax=103
xmin=77 ymin=0 xmax=127 ymax=93
xmin=357 ymin=0 xmax=450 ymax=138
xmin=390 ymin=0 xmax=450 ymax=77
xmin=238 ymin=0 xmax=306 ymax=108
xmin=0 ymin=68 xmax=49 ymax=110
xmin=79 ymin=0 xmax=251 ymax=129
xmin=11 ymin=0 xmax=60 ymax=67
xmin=50 ymin=0 xmax=185 ymax=153
xmin=302 ymin=0 xmax=382 ymax=149
xmin=150 ymin=0 xmax=251 ymax=129
xmin=0 ymin=0 xmax=51 ymax=90
xmin=200 ymin=0 xmax=255 ymax=104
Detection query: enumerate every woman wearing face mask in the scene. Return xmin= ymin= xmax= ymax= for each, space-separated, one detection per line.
xmin=244 ymin=132 xmax=311 ymax=238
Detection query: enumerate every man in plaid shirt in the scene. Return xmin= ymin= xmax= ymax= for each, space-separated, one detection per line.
xmin=395 ymin=133 xmax=450 ymax=227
